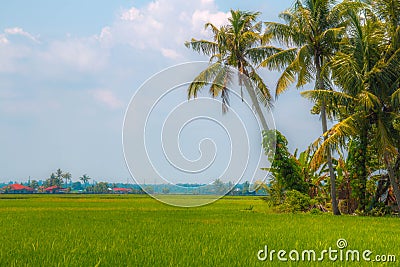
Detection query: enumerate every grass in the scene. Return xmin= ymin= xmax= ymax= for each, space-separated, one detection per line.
xmin=0 ymin=194 xmax=399 ymax=266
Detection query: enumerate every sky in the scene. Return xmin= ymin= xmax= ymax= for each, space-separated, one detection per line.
xmin=0 ymin=0 xmax=324 ymax=183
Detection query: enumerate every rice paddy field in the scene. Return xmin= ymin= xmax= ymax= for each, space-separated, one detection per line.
xmin=0 ymin=194 xmax=399 ymax=266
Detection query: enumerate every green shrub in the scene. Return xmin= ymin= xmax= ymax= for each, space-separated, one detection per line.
xmin=265 ymin=178 xmax=285 ymax=206
xmin=308 ymin=208 xmax=323 ymax=215
xmin=279 ymin=190 xmax=313 ymax=213
xmin=263 ymin=130 xmax=309 ymax=194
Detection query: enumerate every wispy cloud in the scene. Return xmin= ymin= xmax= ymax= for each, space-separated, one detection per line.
xmin=91 ymin=90 xmax=124 ymax=109
xmin=40 ymin=38 xmax=108 ymax=73
xmin=97 ymin=0 xmax=229 ymax=60
xmin=0 ymin=34 xmax=9 ymax=44
xmin=4 ymin=27 xmax=40 ymax=43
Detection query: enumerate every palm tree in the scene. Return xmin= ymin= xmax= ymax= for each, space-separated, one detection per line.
xmin=56 ymin=168 xmax=64 ymax=186
xmin=30 ymin=180 xmax=39 ymax=190
xmin=185 ymin=9 xmax=273 ymax=130
xmin=259 ymin=0 xmax=362 ymax=215
xmin=79 ymin=174 xmax=91 ymax=189
xmin=302 ymin=3 xmax=400 ymax=212
xmin=48 ymin=172 xmax=61 ymax=187
xmin=62 ymin=172 xmax=72 ymax=188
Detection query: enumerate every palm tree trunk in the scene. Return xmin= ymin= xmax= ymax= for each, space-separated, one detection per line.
xmin=244 ymin=85 xmax=269 ymax=131
xmin=315 ymin=57 xmax=340 ymax=215
xmin=359 ymin=128 xmax=368 ymax=211
xmin=321 ymin=104 xmax=341 ymax=215
xmin=384 ymin=154 xmax=400 ymax=216
xmin=241 ymin=67 xmax=269 ymax=131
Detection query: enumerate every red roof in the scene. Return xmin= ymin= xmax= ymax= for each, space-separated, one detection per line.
xmin=5 ymin=184 xmax=33 ymax=191
xmin=45 ymin=185 xmax=60 ymax=191
xmin=113 ymin=188 xmax=131 ymax=191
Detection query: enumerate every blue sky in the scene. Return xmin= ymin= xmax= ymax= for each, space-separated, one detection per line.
xmin=0 ymin=0 xmax=323 ymax=183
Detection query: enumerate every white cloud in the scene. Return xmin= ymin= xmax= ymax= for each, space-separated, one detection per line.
xmin=0 ymin=28 xmax=39 ymax=72
xmin=161 ymin=48 xmax=181 ymax=60
xmin=0 ymin=42 xmax=33 ymax=73
xmin=191 ymin=9 xmax=229 ymax=34
xmin=0 ymin=34 xmax=9 ymax=44
xmin=201 ymin=0 xmax=214 ymax=5
xmin=4 ymin=27 xmax=40 ymax=43
xmin=91 ymin=90 xmax=123 ymax=109
xmin=98 ymin=0 xmax=229 ymax=60
xmin=120 ymin=7 xmax=142 ymax=21
xmin=0 ymin=26 xmax=108 ymax=75
xmin=1 ymin=0 xmax=229 ymax=75
xmin=39 ymin=37 xmax=108 ymax=73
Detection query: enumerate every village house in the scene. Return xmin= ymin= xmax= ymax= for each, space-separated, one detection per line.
xmin=2 ymin=184 xmax=34 ymax=194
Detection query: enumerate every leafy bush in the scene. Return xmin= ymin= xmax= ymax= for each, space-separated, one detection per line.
xmin=263 ymin=130 xmax=309 ymax=194
xmin=265 ymin=178 xmax=285 ymax=205
xmin=308 ymin=208 xmax=323 ymax=215
xmin=355 ymin=202 xmax=392 ymax=217
xmin=279 ymin=190 xmax=314 ymax=213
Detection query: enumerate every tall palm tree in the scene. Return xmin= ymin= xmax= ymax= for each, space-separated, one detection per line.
xmin=259 ymin=0 xmax=362 ymax=215
xmin=56 ymin=168 xmax=64 ymax=186
xmin=62 ymin=172 xmax=72 ymax=188
xmin=302 ymin=4 xmax=400 ymax=212
xmin=79 ymin=174 xmax=91 ymax=189
xmin=185 ymin=9 xmax=273 ymax=130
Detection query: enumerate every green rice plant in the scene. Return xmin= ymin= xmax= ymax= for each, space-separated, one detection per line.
xmin=0 ymin=195 xmax=398 ymax=266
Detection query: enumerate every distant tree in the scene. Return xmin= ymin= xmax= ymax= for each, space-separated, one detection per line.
xmin=213 ymin=179 xmax=226 ymax=195
xmin=72 ymin=182 xmax=83 ymax=191
xmin=144 ymin=185 xmax=154 ymax=194
xmin=225 ymin=181 xmax=234 ymax=195
xmin=137 ymin=187 xmax=145 ymax=194
xmin=44 ymin=173 xmax=62 ymax=187
xmin=242 ymin=181 xmax=250 ymax=195
xmin=29 ymin=180 xmax=39 ymax=189
xmin=79 ymin=174 xmax=91 ymax=189
xmin=86 ymin=185 xmax=94 ymax=193
xmin=62 ymin=172 xmax=72 ymax=188
xmin=93 ymin=182 xmax=109 ymax=193
xmin=56 ymin=169 xmax=63 ymax=185
xmin=162 ymin=187 xmax=170 ymax=194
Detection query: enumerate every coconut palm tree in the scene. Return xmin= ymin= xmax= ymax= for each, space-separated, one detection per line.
xmin=259 ymin=0 xmax=363 ymax=215
xmin=185 ymin=9 xmax=273 ymax=130
xmin=56 ymin=168 xmax=64 ymax=186
xmin=79 ymin=174 xmax=91 ymax=189
xmin=302 ymin=4 xmax=400 ymax=212
xmin=62 ymin=172 xmax=72 ymax=188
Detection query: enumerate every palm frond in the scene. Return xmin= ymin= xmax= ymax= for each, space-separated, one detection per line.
xmin=357 ymin=91 xmax=381 ymax=111
xmin=390 ymin=87 xmax=400 ymax=107
xmin=188 ymin=62 xmax=223 ymax=99
xmin=185 ymin=39 xmax=219 ymax=57
xmin=258 ymin=47 xmax=297 ymax=71
xmin=264 ymin=22 xmax=296 ymax=46
xmin=275 ymin=63 xmax=297 ymax=96
xmin=247 ymin=69 xmax=273 ymax=108
xmin=301 ymin=89 xmax=355 ymax=107
xmin=311 ymin=114 xmax=361 ymax=169
xmin=246 ymin=46 xmax=284 ymax=65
